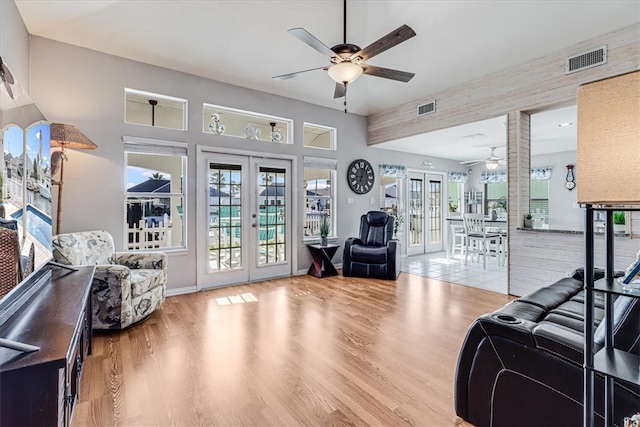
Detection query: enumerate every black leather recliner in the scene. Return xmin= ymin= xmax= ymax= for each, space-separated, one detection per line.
xmin=342 ymin=211 xmax=401 ymax=280
xmin=454 ymin=268 xmax=640 ymax=426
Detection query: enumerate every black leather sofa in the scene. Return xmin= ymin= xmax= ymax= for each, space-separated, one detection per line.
xmin=455 ymin=269 xmax=640 ymax=426
xmin=342 ymin=211 xmax=401 ymax=280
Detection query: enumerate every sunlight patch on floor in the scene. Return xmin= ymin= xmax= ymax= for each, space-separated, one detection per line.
xmin=216 ymin=292 xmax=259 ymax=305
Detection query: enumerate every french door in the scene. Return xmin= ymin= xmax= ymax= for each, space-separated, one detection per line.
xmin=198 ymin=151 xmax=292 ymax=288
xmin=407 ymin=172 xmax=444 ymax=255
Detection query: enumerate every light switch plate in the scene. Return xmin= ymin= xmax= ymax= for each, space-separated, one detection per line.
xmin=347 ymin=197 xmax=354 ymax=205
xmin=370 ymin=197 xmax=376 ymax=204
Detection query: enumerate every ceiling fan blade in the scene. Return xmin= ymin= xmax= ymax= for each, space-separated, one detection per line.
xmin=333 ymin=83 xmax=346 ymax=99
xmin=273 ymin=66 xmax=328 ymax=81
xmin=362 ymin=65 xmax=414 ymax=82
xmin=350 ymin=24 xmax=416 ymax=62
xmin=460 ymin=159 xmax=484 ymax=165
xmin=288 ymin=28 xmax=337 ymax=60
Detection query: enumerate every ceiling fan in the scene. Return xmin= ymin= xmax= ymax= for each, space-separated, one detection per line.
xmin=460 ymin=147 xmax=506 ymax=170
xmin=0 ymin=56 xmax=16 ymax=100
xmin=273 ymin=0 xmax=416 ymax=111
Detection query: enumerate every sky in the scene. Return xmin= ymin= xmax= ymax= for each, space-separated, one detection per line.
xmin=3 ymin=122 xmax=51 ymax=171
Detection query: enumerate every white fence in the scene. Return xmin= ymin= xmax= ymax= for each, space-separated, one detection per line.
xmin=127 ymin=214 xmax=171 ymax=250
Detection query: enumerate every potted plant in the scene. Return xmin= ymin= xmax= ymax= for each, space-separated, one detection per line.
xmin=613 ymin=211 xmax=626 ymax=233
xmin=319 ymin=213 xmax=329 ymax=246
xmin=523 ymin=213 xmax=533 ymax=228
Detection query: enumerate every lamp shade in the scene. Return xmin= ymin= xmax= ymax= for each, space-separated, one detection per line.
xmin=50 ymin=123 xmax=97 ymax=149
xmin=327 ymin=62 xmax=363 ymax=84
xmin=577 ymin=71 xmax=640 ymax=205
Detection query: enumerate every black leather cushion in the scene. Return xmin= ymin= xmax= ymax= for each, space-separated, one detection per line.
xmin=350 ymin=245 xmax=387 ymax=264
xmin=0 ymin=218 xmax=18 ymax=230
xmin=359 ymin=211 xmax=393 ymax=246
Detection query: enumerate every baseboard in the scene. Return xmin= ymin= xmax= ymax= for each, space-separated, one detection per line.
xmin=165 ymin=286 xmax=197 ymax=297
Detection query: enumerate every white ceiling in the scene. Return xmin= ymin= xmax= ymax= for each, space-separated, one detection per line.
xmin=377 ymin=105 xmax=578 ymax=163
xmin=11 ymin=1 xmax=638 ymax=161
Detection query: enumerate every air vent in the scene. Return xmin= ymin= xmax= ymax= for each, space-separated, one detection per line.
xmin=565 ymin=46 xmax=607 ymax=74
xmin=417 ymin=101 xmax=436 ymax=116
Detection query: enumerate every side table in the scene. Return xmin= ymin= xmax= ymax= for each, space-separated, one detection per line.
xmin=306 ymin=243 xmax=340 ymax=278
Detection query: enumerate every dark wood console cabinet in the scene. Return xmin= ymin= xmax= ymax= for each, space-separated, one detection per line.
xmin=0 ymin=265 xmax=94 ymax=426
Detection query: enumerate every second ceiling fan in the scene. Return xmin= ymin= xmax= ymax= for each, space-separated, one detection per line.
xmin=273 ymin=0 xmax=416 ymax=107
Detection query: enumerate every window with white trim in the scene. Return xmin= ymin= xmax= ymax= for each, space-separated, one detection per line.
xmin=124 ymin=137 xmax=187 ymax=250
xmin=125 ymin=88 xmax=187 ymax=130
xmin=303 ymin=157 xmax=336 ymax=240
xmin=203 ymin=103 xmax=293 ymax=144
xmin=303 ymin=123 xmax=336 ymax=150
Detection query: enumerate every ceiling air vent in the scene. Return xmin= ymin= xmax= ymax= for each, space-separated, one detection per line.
xmin=417 ymin=101 xmax=436 ymax=116
xmin=565 ymin=46 xmax=607 ymax=74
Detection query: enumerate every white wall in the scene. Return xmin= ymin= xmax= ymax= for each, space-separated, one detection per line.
xmin=0 ymin=0 xmax=30 ymax=99
xmin=531 ymin=150 xmax=582 ymax=231
xmin=28 ymin=36 xmax=462 ymax=293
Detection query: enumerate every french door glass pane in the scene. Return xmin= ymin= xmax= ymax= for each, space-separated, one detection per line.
xmin=409 ymin=178 xmax=423 ymax=245
xmin=208 ymin=163 xmax=242 ymax=271
xmin=258 ymin=167 xmax=286 ymax=265
xmin=429 ymin=180 xmax=442 ymax=244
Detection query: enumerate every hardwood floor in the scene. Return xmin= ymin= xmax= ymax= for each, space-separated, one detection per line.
xmin=73 ymin=273 xmax=513 ymax=426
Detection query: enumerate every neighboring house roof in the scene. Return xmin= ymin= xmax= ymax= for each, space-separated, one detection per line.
xmin=260 ymin=187 xmax=285 ymax=197
xmin=128 ymin=179 xmax=170 ymax=193
xmin=210 ymin=187 xmax=230 ymax=197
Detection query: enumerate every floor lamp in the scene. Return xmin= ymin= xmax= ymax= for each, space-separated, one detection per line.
xmin=50 ymin=123 xmax=97 ymax=234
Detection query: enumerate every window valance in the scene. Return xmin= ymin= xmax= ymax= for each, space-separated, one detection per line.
xmin=448 ymin=171 xmax=468 ymax=183
xmin=479 ymin=171 xmax=507 ymax=183
xmin=531 ymin=167 xmax=552 ymax=181
xmin=380 ymin=164 xmax=407 ymax=178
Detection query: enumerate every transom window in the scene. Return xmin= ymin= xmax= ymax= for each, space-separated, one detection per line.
xmin=125 ymin=88 xmax=187 ymax=130
xmin=203 ymin=104 xmax=292 ymax=144
xmin=303 ymin=123 xmax=336 ymax=150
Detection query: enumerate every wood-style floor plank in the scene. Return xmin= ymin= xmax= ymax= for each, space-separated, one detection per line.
xmin=73 ymin=273 xmax=512 ymax=426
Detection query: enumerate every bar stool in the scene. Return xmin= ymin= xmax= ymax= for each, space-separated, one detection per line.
xmin=450 ymin=223 xmax=466 ymax=259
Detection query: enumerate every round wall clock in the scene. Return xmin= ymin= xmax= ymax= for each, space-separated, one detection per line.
xmin=347 ymin=159 xmax=375 ymax=194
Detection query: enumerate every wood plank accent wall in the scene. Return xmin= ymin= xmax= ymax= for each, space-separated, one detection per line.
xmin=367 ymin=23 xmax=640 ymax=297
xmin=509 ymin=230 xmax=638 ymax=297
xmin=368 ymin=24 xmax=640 ymax=145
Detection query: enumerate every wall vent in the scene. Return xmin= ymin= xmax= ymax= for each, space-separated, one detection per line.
xmin=565 ymin=46 xmax=607 ymax=74
xmin=417 ymin=101 xmax=436 ymax=116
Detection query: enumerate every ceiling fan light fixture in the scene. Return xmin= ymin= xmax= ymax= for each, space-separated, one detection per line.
xmin=327 ymin=62 xmax=363 ymax=84
xmin=486 ymin=159 xmax=500 ymax=170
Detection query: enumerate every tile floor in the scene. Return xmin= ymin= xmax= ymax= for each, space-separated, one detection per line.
xmin=401 ymin=251 xmax=508 ymax=294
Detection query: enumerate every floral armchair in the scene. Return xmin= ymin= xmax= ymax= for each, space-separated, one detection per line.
xmin=52 ymin=230 xmax=167 ymax=330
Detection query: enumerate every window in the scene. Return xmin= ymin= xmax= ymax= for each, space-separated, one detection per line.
xmin=485 ymin=182 xmax=507 ymax=215
xmin=448 ymin=181 xmax=461 ymax=213
xmin=124 ymin=137 xmax=187 ymax=250
xmin=203 ymin=104 xmax=292 ymax=144
xmin=303 ymin=157 xmax=336 ymax=240
xmin=530 ymin=179 xmax=549 ymax=218
xmin=303 ymin=123 xmax=336 ymax=150
xmin=125 ymin=88 xmax=187 ymax=130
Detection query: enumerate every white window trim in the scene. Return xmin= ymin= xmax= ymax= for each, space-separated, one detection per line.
xmin=203 ymin=103 xmax=294 ymax=144
xmin=123 ymin=136 xmax=188 ymax=252
xmin=124 ymin=88 xmax=188 ymax=131
xmin=303 ymin=122 xmax=337 ymax=151
xmin=303 ymin=157 xmax=337 ymax=242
